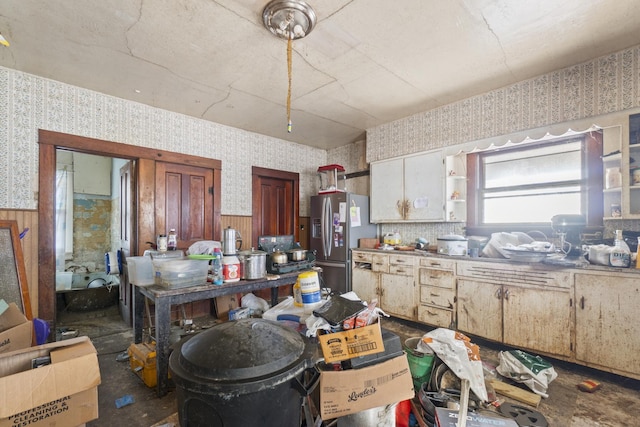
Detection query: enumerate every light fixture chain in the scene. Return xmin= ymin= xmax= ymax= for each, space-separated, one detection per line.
xmin=287 ymin=35 xmax=293 ymax=133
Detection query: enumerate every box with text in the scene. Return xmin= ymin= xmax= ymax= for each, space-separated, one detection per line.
xmin=0 ymin=336 xmax=101 ymax=427
xmin=319 ymin=354 xmax=414 ymax=419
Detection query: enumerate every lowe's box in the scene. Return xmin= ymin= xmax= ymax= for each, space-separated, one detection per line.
xmin=0 ymin=336 xmax=101 ymax=427
xmin=0 ymin=302 xmax=33 ymax=355
xmin=319 ymin=354 xmax=414 ymax=419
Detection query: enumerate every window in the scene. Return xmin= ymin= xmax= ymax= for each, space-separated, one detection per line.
xmin=466 ymin=131 xmax=603 ymax=233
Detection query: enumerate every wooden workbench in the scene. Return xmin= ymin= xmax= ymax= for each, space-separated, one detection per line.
xmin=133 ymin=271 xmax=303 ymax=397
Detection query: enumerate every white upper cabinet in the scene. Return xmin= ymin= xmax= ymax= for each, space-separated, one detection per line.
xmin=371 ymin=150 xmax=445 ymax=222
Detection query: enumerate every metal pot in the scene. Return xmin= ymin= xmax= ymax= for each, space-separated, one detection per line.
xmin=287 ymin=248 xmax=307 ymax=262
xmin=271 ymin=250 xmax=288 ymax=264
xmin=238 ymin=249 xmax=267 ymax=280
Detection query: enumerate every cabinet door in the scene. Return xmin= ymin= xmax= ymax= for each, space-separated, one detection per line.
xmin=381 ymin=274 xmax=415 ymax=320
xmin=457 ymin=279 xmax=502 ymax=342
xmin=502 ymin=286 xmax=572 ymax=357
xmin=370 ymin=158 xmax=404 ymax=222
xmin=575 ymin=273 xmax=640 ymax=376
xmin=352 ymin=266 xmax=379 ymax=305
xmin=404 ymin=151 xmax=445 ymax=221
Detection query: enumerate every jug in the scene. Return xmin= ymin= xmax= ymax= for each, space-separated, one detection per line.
xmin=222 ymin=226 xmax=243 ymax=255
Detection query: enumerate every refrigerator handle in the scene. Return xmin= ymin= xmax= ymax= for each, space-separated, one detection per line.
xmin=321 ymin=196 xmax=333 ymax=258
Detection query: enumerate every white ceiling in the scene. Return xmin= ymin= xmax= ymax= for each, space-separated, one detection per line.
xmin=2 ymin=1 xmax=640 ymax=150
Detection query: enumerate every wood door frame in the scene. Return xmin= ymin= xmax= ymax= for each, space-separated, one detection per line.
xmin=251 ymin=166 xmax=299 ymax=247
xmin=38 ymin=129 xmax=221 ymax=327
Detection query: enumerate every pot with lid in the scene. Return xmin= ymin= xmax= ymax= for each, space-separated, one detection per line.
xmin=169 ymin=318 xmax=319 ymax=427
xmin=237 ymin=249 xmax=267 ymax=280
xmin=287 ymin=248 xmax=307 ymax=262
xmin=270 ymin=249 xmax=288 ymax=264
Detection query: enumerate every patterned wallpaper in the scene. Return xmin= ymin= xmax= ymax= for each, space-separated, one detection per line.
xmin=0 ymin=66 xmax=327 ymax=216
xmin=367 ymin=45 xmax=640 ymax=162
xmin=366 ymin=44 xmax=640 ymax=244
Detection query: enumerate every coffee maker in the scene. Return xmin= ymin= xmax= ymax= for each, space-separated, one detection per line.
xmin=551 ymin=214 xmax=586 ymax=257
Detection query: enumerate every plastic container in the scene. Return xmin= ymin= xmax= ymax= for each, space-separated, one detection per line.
xmin=153 ymin=259 xmax=209 ymax=288
xmin=126 ymin=256 xmax=155 ymax=286
xmin=169 ymin=319 xmax=318 ymax=427
xmin=610 ymin=229 xmax=631 ymax=267
xmin=222 ymin=255 xmax=241 ymax=282
xmin=404 ymin=337 xmax=435 ymax=390
xmin=337 ymin=403 xmax=398 ymax=427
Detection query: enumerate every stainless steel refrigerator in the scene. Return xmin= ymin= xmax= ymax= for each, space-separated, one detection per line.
xmin=310 ymin=193 xmax=377 ymax=294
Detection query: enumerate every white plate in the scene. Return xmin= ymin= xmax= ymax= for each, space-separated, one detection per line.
xmin=503 ymin=248 xmax=551 ymax=262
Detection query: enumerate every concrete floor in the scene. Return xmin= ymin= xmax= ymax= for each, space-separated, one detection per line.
xmin=56 ymin=304 xmax=640 ymax=427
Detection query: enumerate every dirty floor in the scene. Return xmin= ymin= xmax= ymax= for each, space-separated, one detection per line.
xmin=56 ymin=305 xmax=640 ymax=427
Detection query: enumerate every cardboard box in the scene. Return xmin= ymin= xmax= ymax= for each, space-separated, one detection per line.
xmin=435 ymin=408 xmax=519 ymax=427
xmin=318 ymin=320 xmax=384 ymax=363
xmin=359 ymin=238 xmax=379 ymax=249
xmin=0 ymin=302 xmax=33 ymax=355
xmin=0 ymin=336 xmax=101 ymax=427
xmin=214 ymin=293 xmax=241 ymax=320
xmin=319 ymin=354 xmax=414 ymax=419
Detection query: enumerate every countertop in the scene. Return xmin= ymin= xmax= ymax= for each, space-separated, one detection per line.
xmin=352 ymin=247 xmax=640 ymax=274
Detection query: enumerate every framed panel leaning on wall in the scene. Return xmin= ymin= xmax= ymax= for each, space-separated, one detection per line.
xmin=0 ymin=220 xmax=33 ymax=319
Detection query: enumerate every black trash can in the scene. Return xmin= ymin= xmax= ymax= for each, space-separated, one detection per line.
xmin=169 ymin=318 xmax=319 ymax=427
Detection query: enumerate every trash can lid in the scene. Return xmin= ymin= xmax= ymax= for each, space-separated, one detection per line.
xmin=173 ymin=318 xmax=310 ymax=382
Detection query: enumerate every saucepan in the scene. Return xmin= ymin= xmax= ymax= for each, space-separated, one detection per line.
xmin=287 ymin=248 xmax=307 ymax=262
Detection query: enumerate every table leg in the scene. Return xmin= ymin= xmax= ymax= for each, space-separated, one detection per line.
xmin=271 ymin=287 xmax=278 ymax=307
xmin=154 ymin=297 xmax=172 ymax=397
xmin=133 ymin=286 xmax=144 ymax=344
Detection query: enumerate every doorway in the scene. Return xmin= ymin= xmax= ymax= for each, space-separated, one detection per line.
xmin=38 ymin=130 xmax=221 ymax=331
xmin=251 ymin=166 xmax=299 ymax=246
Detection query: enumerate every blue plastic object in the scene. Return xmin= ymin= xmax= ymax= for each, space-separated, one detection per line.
xmin=33 ymin=318 xmax=50 ymax=345
xmin=115 ymin=394 xmax=135 ymax=409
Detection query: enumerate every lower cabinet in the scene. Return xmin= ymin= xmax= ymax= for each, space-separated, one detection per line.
xmin=457 ymin=262 xmax=572 ymax=358
xmin=575 ymin=272 xmax=640 ymax=377
xmin=351 ymin=251 xmax=640 ymax=380
xmin=351 ymin=251 xmax=416 ymax=320
xmin=417 ymin=258 xmax=457 ymax=328
xmin=380 ymin=254 xmax=416 ymax=320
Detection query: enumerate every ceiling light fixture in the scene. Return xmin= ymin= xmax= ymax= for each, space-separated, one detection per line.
xmin=262 ymin=0 xmax=316 ymax=133
xmin=0 ymin=33 xmax=9 ymax=47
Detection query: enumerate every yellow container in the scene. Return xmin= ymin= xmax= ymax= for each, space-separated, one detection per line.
xmin=128 ymin=342 xmax=161 ymax=388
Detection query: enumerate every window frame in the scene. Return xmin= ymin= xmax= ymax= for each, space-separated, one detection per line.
xmin=465 ymin=131 xmax=604 ymax=237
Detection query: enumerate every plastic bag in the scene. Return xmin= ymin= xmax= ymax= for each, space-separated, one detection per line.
xmin=496 ymin=350 xmax=557 ymax=398
xmin=186 ymin=240 xmax=221 ymax=255
xmin=241 ymin=292 xmax=270 ymax=314
xmin=419 ymin=328 xmax=488 ymax=402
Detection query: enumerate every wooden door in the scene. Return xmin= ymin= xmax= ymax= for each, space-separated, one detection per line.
xmin=251 ymin=167 xmax=299 ymax=246
xmin=457 ymin=279 xmax=502 ymax=342
xmin=502 ymin=285 xmax=572 ymax=357
xmin=575 ymin=273 xmax=640 ymax=375
xmin=156 ymin=162 xmax=214 ymax=251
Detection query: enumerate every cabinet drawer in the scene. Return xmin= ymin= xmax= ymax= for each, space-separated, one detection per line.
xmin=371 ymin=254 xmax=389 ymax=273
xmin=389 ymin=254 xmax=415 ymax=266
xmin=457 ymin=262 xmax=572 ymax=289
xmin=420 ymin=286 xmax=455 ymax=308
xmin=352 ymin=251 xmax=373 ymax=263
xmin=418 ymin=305 xmax=454 ymax=329
xmin=420 ymin=257 xmax=455 ymax=271
xmin=418 ymin=268 xmax=455 ymax=289
xmin=389 ymin=263 xmax=414 ymax=276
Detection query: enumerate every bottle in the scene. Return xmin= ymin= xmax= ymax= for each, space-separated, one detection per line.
xmin=211 ymin=248 xmax=223 ymax=285
xmin=167 ymin=229 xmax=177 ymax=251
xmin=609 ymin=230 xmax=631 ymax=267
xmin=222 ymin=253 xmax=241 ymax=282
xmin=157 ymin=234 xmax=167 ymax=252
